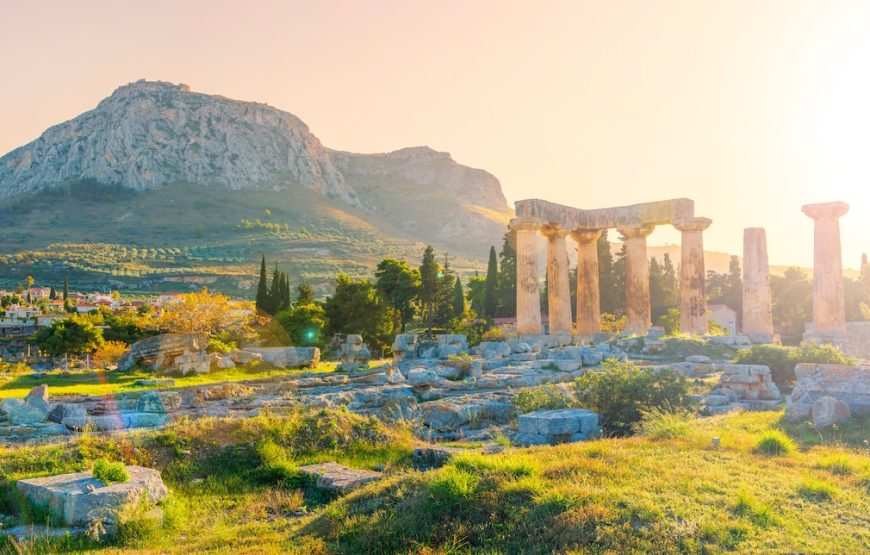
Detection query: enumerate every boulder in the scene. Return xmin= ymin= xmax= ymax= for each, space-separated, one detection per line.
xmin=117 ymin=333 xmax=209 ymax=371
xmin=228 ymin=349 xmax=262 ymax=365
xmin=16 ymin=466 xmax=169 ymax=526
xmin=0 ymin=398 xmax=24 ymax=415
xmin=384 ymin=366 xmax=406 ymax=385
xmin=407 ymin=368 xmax=442 ymax=388
xmin=242 ymin=347 xmax=320 ymax=369
xmin=136 ymin=391 xmax=165 ymax=414
xmin=811 ymin=396 xmax=852 ymax=428
xmin=786 ymin=363 xmax=870 ymax=420
xmin=686 ymin=355 xmax=712 ymax=364
xmin=216 ymin=355 xmax=235 ymax=369
xmin=477 ymin=341 xmax=511 ymax=360
xmin=7 ymin=385 xmax=51 ymax=425
xmin=47 ymin=403 xmax=87 ymax=424
xmin=514 ymin=408 xmax=600 ymax=446
xmin=298 ymin=462 xmax=381 ymax=494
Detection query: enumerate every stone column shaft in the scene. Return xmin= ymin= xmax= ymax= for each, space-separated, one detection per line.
xmin=511 ymin=218 xmax=542 ymax=335
xmin=571 ymin=229 xmax=603 ymax=336
xmin=675 ymin=218 xmax=712 ymax=335
xmin=542 ymin=225 xmax=573 ymax=335
xmin=802 ymin=202 xmax=849 ymax=336
xmin=742 ymin=228 xmax=775 ymax=339
xmin=618 ymin=224 xmax=655 ymax=336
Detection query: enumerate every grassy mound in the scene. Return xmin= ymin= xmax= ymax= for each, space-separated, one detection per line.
xmin=1 ymin=410 xmax=869 ymax=553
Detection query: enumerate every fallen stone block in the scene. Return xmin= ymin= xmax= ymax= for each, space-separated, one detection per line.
xmin=518 ymin=408 xmax=599 ymax=437
xmin=298 ymin=462 xmax=381 ymax=494
xmin=812 ymin=395 xmax=852 ymax=428
xmin=16 ymin=466 xmax=169 ymax=526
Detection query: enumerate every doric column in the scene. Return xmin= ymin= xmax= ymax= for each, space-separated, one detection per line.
xmin=674 ymin=217 xmax=712 ymax=335
xmin=742 ymin=228 xmax=774 ymax=340
xmin=802 ymin=202 xmax=850 ymax=336
xmin=570 ymin=229 xmax=603 ymax=336
xmin=541 ymin=224 xmax=573 ymax=335
xmin=618 ymin=224 xmax=655 ymax=336
xmin=510 ymin=217 xmax=542 ymax=335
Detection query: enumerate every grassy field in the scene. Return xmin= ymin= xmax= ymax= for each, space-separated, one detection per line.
xmin=0 ymin=361 xmax=349 ymax=399
xmin=1 ymin=409 xmax=869 ymax=554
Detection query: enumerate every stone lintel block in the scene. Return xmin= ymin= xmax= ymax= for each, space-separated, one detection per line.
xmin=518 ymin=408 xmax=599 ymax=436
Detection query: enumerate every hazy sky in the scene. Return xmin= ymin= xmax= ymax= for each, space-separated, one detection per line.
xmin=1 ymin=1 xmax=868 ymax=268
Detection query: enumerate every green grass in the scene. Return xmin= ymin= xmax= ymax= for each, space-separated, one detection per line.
xmin=0 ymin=361 xmax=340 ymax=399
xmin=1 ymin=409 xmax=869 ymax=553
xmin=754 ymin=430 xmax=798 ymax=456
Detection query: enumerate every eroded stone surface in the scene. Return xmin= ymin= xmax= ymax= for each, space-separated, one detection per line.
xmin=786 ymin=363 xmax=870 ymax=420
xmin=16 ymin=466 xmax=168 ymax=526
xmin=298 ymin=462 xmax=381 ymax=493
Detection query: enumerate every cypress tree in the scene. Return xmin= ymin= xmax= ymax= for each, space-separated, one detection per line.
xmin=255 ymin=254 xmax=269 ymax=312
xmin=483 ymin=246 xmax=498 ymax=318
xmin=63 ymin=275 xmax=69 ymax=301
xmin=419 ymin=246 xmax=439 ymax=330
xmin=49 ymin=287 xmax=57 ymax=300
xmin=495 ymin=233 xmax=516 ymax=318
xmin=453 ymin=277 xmax=465 ymax=317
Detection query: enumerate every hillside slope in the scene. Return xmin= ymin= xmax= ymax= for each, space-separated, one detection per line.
xmin=0 ymin=81 xmax=514 ymax=292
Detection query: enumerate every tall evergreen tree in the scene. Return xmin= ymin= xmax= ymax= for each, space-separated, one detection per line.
xmin=63 ymin=275 xmax=69 ymax=301
xmin=375 ymin=258 xmax=420 ymax=333
xmin=296 ymin=283 xmax=315 ymax=306
xmin=434 ymin=254 xmax=457 ymax=326
xmin=598 ymin=230 xmax=619 ymax=314
xmin=419 ymin=246 xmax=440 ymax=330
xmin=49 ymin=287 xmax=57 ymax=300
xmin=255 ymin=254 xmax=269 ymax=312
xmin=649 ymin=257 xmax=668 ymax=322
xmin=662 ymin=253 xmax=679 ymax=308
xmin=495 ymin=233 xmax=516 ymax=318
xmin=453 ymin=277 xmax=465 ymax=317
xmin=483 ymin=246 xmax=498 ymax=318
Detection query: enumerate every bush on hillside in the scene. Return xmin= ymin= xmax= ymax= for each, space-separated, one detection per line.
xmin=514 ymin=384 xmax=574 ymax=414
xmin=573 ymin=361 xmax=692 ymax=436
xmin=734 ymin=342 xmax=853 ymax=387
xmin=92 ymin=458 xmax=130 ymax=484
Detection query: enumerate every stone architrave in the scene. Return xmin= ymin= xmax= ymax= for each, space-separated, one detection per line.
xmin=570 ymin=229 xmax=604 ymax=336
xmin=742 ymin=228 xmax=775 ymax=341
xmin=618 ymin=224 xmax=655 ymax=336
xmin=802 ymin=202 xmax=850 ymax=337
xmin=541 ymin=225 xmax=573 ymax=335
xmin=510 ymin=217 xmax=543 ymax=335
xmin=674 ymin=218 xmax=712 ymax=335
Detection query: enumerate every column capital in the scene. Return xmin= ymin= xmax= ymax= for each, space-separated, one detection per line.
xmin=540 ymin=223 xmax=571 ymax=239
xmin=570 ymin=228 xmax=604 ymax=244
xmin=617 ymin=223 xmax=655 ymax=239
xmin=673 ymin=217 xmax=712 ymax=233
xmin=802 ymin=201 xmax=849 ymax=221
xmin=509 ymin=217 xmax=543 ymax=232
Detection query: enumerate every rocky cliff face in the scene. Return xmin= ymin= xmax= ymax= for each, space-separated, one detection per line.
xmin=0 ymin=80 xmax=358 ymax=205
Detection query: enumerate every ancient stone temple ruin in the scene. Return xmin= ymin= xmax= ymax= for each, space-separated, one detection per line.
xmin=510 ymin=198 xmax=712 ymax=338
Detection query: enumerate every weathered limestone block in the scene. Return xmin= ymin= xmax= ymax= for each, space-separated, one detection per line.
xmin=228 ymin=349 xmax=262 ymax=365
xmin=407 ymin=368 xmax=443 ymax=388
xmin=515 ymin=198 xmax=694 ymax=230
xmin=117 ymin=333 xmax=209 ymax=371
xmin=340 ymin=334 xmax=372 ymax=371
xmin=16 ymin=466 xmax=169 ymax=526
xmin=391 ymin=334 xmax=419 ymax=364
xmin=786 ymin=363 xmax=870 ymax=420
xmin=715 ymin=365 xmax=781 ymax=401
xmin=242 ymin=347 xmax=320 ymax=369
xmin=385 ymin=366 xmax=406 ymax=384
xmin=476 ymin=341 xmax=511 ymax=360
xmin=298 ymin=462 xmax=381 ymax=494
xmin=812 ymin=396 xmax=851 ymax=428
xmin=47 ymin=403 xmax=87 ymax=424
xmin=7 ymin=385 xmax=51 ymax=425
xmin=514 ymin=408 xmax=600 ymax=446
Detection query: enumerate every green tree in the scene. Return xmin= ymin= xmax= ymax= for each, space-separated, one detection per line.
xmin=49 ymin=287 xmax=57 ymax=300
xmin=495 ymin=233 xmax=516 ymax=318
xmin=466 ymin=273 xmax=486 ymax=315
xmin=649 ymin=257 xmax=667 ymax=322
xmin=276 ymin=302 xmax=327 ymax=349
xmin=25 ymin=275 xmax=34 ymax=304
xmin=453 ymin=277 xmax=466 ymax=318
xmin=295 ymin=283 xmax=315 ymax=306
xmin=598 ymin=230 xmax=620 ymax=314
xmin=62 ymin=274 xmax=69 ymax=301
xmin=770 ymin=267 xmax=813 ymax=338
xmin=375 ymin=258 xmax=420 ymax=333
xmin=419 ymin=246 xmax=441 ymax=330
xmin=324 ymin=273 xmax=394 ymax=351
xmin=32 ymin=316 xmax=104 ymax=357
xmin=434 ymin=254 xmax=457 ymax=327
xmin=483 ymin=246 xmax=498 ymax=318
xmin=255 ymin=254 xmax=269 ymax=313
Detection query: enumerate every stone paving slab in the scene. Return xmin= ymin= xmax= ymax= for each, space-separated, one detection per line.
xmin=298 ymin=462 xmax=381 ymax=494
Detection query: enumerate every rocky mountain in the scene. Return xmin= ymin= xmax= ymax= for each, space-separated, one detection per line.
xmin=0 ymin=81 xmax=514 ymax=292
xmin=0 ymin=81 xmax=358 ymax=204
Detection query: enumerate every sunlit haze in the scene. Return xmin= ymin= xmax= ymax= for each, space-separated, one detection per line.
xmin=1 ymin=0 xmax=868 ymax=268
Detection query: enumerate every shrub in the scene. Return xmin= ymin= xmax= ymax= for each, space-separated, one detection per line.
xmin=92 ymin=340 xmax=129 ymax=368
xmin=514 ymin=384 xmax=573 ymax=414
xmin=798 ymin=477 xmax=837 ymax=502
xmin=446 ymin=353 xmax=473 ymax=372
xmin=753 ymin=431 xmax=797 ymax=456
xmin=92 ymin=458 xmax=130 ymax=484
xmin=573 ymin=361 xmax=692 ymax=436
xmin=428 ymin=468 xmax=479 ymax=509
xmin=481 ymin=327 xmax=509 ymax=343
xmin=634 ymin=407 xmax=695 ymax=439
xmin=207 ymin=337 xmax=235 ymax=355
xmin=735 ymin=343 xmax=853 ymax=387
